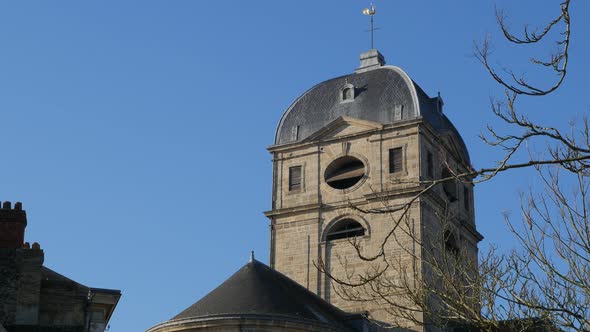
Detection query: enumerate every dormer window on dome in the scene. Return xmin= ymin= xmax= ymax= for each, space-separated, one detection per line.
xmin=340 ymin=83 xmax=355 ymax=103
xmin=436 ymin=93 xmax=444 ymax=113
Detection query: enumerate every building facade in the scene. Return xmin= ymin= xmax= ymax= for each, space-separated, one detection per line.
xmin=148 ymin=49 xmax=484 ymax=332
xmin=266 ymin=49 xmax=483 ymax=328
xmin=0 ymin=201 xmax=120 ymax=332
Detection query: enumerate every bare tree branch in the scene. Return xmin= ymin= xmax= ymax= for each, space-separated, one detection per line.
xmin=316 ymin=2 xmax=589 ymax=331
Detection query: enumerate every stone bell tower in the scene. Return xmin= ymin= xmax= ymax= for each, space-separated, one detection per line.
xmin=265 ymin=50 xmax=483 ymax=329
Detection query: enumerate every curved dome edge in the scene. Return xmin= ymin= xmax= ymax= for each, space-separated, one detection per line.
xmin=273 ymin=74 xmax=349 ymax=146
xmin=272 ymin=66 xmax=423 ymax=146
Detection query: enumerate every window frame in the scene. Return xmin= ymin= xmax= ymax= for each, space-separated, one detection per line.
xmin=288 ymin=165 xmax=303 ymax=192
xmin=463 ymin=185 xmax=470 ymax=211
xmin=324 ymin=156 xmax=366 ymax=190
xmin=441 ymin=167 xmax=458 ymax=202
xmin=389 ymin=147 xmax=403 ymax=174
xmin=426 ymin=151 xmax=434 ymax=178
xmin=339 ymin=83 xmax=356 ymax=103
xmin=326 ymin=219 xmax=366 ymax=242
xmin=342 ymin=87 xmax=353 ymax=100
xmin=444 ymin=230 xmax=459 ymax=256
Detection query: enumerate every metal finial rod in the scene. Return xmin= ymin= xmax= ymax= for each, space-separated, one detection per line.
xmin=370 ymin=15 xmax=374 ymax=49
xmin=250 ymin=250 xmax=255 ymax=262
xmin=363 ymin=3 xmax=377 ymax=49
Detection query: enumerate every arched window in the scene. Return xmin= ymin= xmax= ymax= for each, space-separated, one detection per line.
xmin=326 ymin=219 xmax=365 ymax=241
xmin=340 ymin=83 xmax=355 ymax=103
xmin=342 ymin=87 xmax=353 ymax=100
xmin=444 ymin=230 xmax=459 ymax=256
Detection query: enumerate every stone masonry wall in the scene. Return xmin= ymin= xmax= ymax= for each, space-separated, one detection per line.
xmin=270 ymin=121 xmax=427 ymax=329
xmin=0 ymin=248 xmax=19 ymax=326
xmin=270 ymin=119 xmax=480 ymax=331
xmin=15 ymin=248 xmax=43 ymax=325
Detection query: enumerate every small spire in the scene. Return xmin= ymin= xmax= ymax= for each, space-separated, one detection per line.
xmin=249 ymin=250 xmax=255 ymax=263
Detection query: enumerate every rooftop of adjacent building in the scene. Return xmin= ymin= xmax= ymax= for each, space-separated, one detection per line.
xmin=147 ymin=252 xmax=363 ymax=332
xmin=0 ymin=201 xmax=121 ymax=330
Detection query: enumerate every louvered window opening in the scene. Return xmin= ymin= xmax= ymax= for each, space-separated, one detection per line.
xmin=463 ymin=186 xmax=469 ymax=211
xmin=389 ymin=148 xmax=403 ymax=174
xmin=441 ymin=168 xmax=458 ymax=202
xmin=291 ymin=125 xmax=299 ymax=141
xmin=325 ymin=157 xmax=365 ymax=190
xmin=427 ymin=151 xmax=433 ymax=178
xmin=326 ymin=219 xmax=365 ymax=241
xmin=289 ymin=166 xmax=302 ymax=191
xmin=444 ymin=231 xmax=459 ymax=256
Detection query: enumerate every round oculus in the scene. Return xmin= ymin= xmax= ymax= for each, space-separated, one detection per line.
xmin=324 ymin=156 xmax=366 ymax=189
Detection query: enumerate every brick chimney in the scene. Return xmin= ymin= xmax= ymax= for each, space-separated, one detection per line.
xmin=0 ymin=201 xmax=27 ymax=248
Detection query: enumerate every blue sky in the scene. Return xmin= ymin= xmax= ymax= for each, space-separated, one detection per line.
xmin=0 ymin=1 xmax=588 ymax=331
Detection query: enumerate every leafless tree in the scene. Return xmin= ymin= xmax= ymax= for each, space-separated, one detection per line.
xmin=318 ymin=1 xmax=589 ymax=331
xmin=494 ymin=166 xmax=590 ymax=331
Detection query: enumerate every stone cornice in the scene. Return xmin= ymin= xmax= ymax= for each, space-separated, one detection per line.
xmin=264 ymin=203 xmax=322 ymax=218
xmin=265 ymin=186 xmax=426 ymax=220
xmin=268 ymin=118 xmax=424 ymax=154
xmin=146 ymin=314 xmax=352 ymax=332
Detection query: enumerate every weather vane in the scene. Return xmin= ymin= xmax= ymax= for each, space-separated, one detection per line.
xmin=363 ymin=2 xmax=377 ymax=49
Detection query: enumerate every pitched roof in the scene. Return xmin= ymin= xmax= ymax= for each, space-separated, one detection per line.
xmin=41 ymin=266 xmax=121 ymax=324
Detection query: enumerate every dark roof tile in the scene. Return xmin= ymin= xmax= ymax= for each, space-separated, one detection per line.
xmin=172 ymin=259 xmax=355 ymax=330
xmin=274 ymin=64 xmax=470 ymax=164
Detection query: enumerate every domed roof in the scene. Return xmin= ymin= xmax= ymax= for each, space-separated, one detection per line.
xmin=274 ymin=50 xmax=470 ymax=164
xmin=147 ymin=258 xmax=358 ymax=332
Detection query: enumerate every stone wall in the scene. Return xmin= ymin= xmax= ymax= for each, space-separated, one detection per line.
xmin=0 ymin=248 xmax=19 ymax=326
xmin=268 ymin=118 xmax=481 ymax=331
xmin=15 ymin=248 xmax=43 ymax=325
xmin=269 ymin=120 xmax=425 ymax=326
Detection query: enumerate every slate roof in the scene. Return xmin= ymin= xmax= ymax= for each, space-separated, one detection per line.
xmin=41 ymin=266 xmax=86 ymax=288
xmin=171 ymin=259 xmax=357 ymax=330
xmin=40 ymin=267 xmax=121 ymax=324
xmin=2 ymin=326 xmax=84 ymax=332
xmin=274 ymin=55 xmax=470 ymax=163
xmin=41 ymin=266 xmax=121 ymax=295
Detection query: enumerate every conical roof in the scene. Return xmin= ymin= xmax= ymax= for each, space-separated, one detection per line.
xmin=170 ymin=259 xmax=356 ymax=330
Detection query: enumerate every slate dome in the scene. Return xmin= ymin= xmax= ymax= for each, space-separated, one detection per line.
xmin=274 ymin=49 xmax=471 ymax=164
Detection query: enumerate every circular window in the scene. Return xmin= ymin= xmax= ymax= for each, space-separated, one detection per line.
xmin=324 ymin=156 xmax=366 ymax=189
